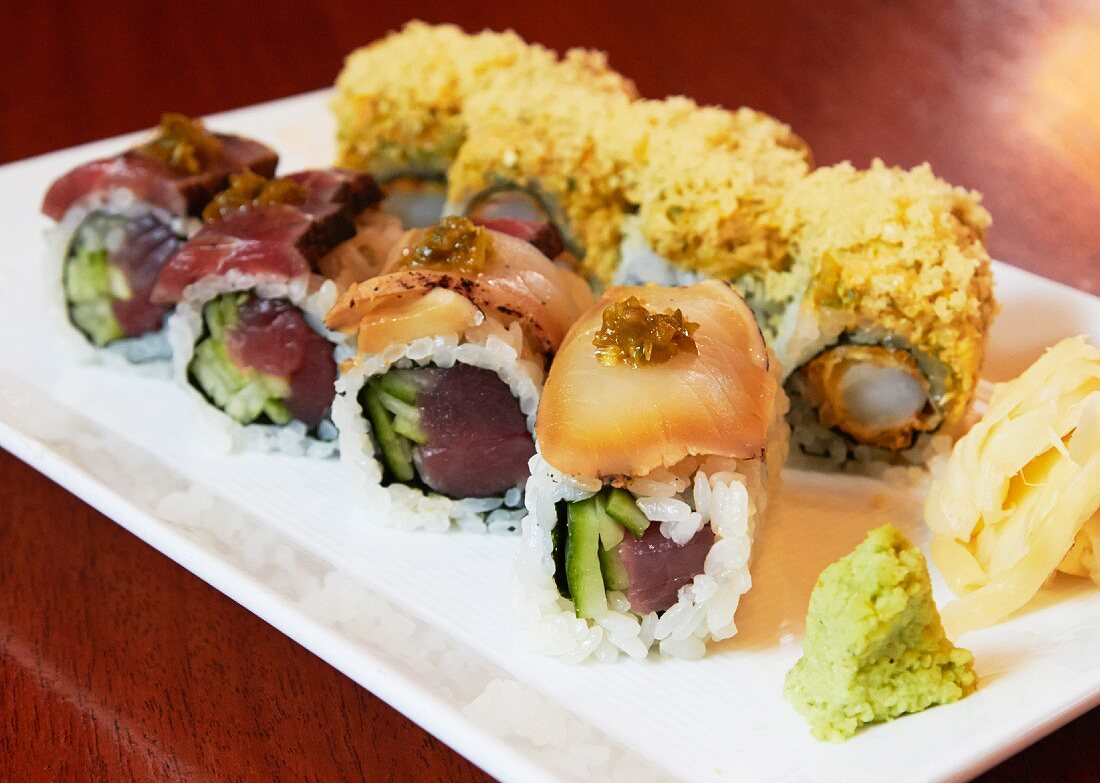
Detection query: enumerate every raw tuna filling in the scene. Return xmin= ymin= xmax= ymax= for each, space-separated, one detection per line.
xmin=554 ymin=488 xmax=714 ymax=618
xmin=362 ymin=364 xmax=534 ymax=498
xmin=617 ymin=525 xmax=714 ymax=614
xmin=63 ymin=211 xmax=184 ymax=346
xmin=188 ymin=293 xmax=336 ymax=430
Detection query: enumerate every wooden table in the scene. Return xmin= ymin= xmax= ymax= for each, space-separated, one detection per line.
xmin=2 ymin=1 xmax=1097 ymax=780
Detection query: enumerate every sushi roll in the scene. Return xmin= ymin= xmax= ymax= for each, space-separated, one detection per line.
xmin=151 ymin=168 xmax=391 ymax=455
xmin=332 ymin=22 xmax=635 ymax=229
xmin=41 ymin=114 xmax=278 ymax=363
xmin=614 ymin=97 xmax=813 ymax=288
xmin=447 ymin=78 xmax=638 ymax=284
xmin=511 ymin=281 xmax=787 ymax=662
xmin=754 ymin=160 xmax=996 ymax=466
xmin=325 ymin=215 xmax=594 ymax=532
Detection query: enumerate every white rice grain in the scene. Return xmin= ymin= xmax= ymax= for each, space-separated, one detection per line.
xmin=333 ymin=317 xmax=545 ymax=532
xmin=508 ymin=450 xmax=768 ymax=662
xmin=165 ymin=272 xmax=347 ymax=457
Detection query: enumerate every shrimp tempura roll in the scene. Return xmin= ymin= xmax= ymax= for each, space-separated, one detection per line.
xmin=757 ymin=160 xmax=996 ymax=467
xmin=326 ymin=216 xmax=593 ymax=532
xmin=511 ymin=281 xmax=787 ymax=662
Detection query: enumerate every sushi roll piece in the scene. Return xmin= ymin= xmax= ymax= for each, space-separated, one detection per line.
xmin=152 ymin=168 xmax=391 ymax=455
xmin=753 ymin=160 xmax=996 ymax=466
xmin=332 ymin=22 xmax=635 ymax=229
xmin=511 ymin=281 xmax=787 ymax=662
xmin=614 ymin=97 xmax=813 ymax=288
xmin=325 ymin=215 xmax=594 ymax=532
xmin=41 ymin=114 xmax=278 ymax=363
xmin=447 ymin=78 xmax=638 ymax=284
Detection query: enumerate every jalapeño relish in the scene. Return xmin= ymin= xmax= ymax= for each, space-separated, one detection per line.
xmin=202 ymin=169 xmax=309 ymax=222
xmin=140 ymin=113 xmax=223 ymax=175
xmin=397 ymin=216 xmax=488 ymax=274
xmin=593 ymin=295 xmax=699 ymax=368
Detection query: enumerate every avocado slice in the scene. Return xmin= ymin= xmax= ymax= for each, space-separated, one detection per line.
xmin=605 ymin=488 xmax=651 ymax=539
xmin=565 ymin=497 xmax=608 ymax=619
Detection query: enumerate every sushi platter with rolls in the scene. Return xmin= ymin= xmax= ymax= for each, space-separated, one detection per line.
xmin=4 ymin=20 xmax=1100 ymax=783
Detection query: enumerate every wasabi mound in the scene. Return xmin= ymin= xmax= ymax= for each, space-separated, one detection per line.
xmin=784 ymin=525 xmax=976 ymax=741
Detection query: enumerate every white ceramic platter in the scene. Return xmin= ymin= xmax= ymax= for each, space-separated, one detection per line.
xmin=2 ymin=91 xmax=1099 ymax=783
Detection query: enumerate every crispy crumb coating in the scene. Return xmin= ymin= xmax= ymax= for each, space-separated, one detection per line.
xmin=626 ymin=97 xmax=813 ymax=279
xmin=333 ymin=21 xmax=635 ymax=181
xmin=774 ymin=160 xmax=997 ymax=428
xmin=447 ymin=81 xmax=639 ymax=281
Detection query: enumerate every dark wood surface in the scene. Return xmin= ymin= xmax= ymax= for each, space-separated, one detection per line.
xmin=1 ymin=1 xmax=1098 ymax=780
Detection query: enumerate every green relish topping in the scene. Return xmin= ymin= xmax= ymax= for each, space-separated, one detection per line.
xmin=397 ymin=216 xmax=488 ymax=274
xmin=140 ymin=113 xmax=223 ymax=175
xmin=593 ymin=296 xmax=699 ymax=368
xmin=202 ymin=169 xmax=309 ymax=222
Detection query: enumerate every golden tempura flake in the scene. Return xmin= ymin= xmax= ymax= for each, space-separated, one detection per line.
xmin=626 ymin=97 xmax=813 ymax=279
xmin=774 ymin=160 xmax=996 ymax=430
xmin=333 ymin=22 xmax=635 ymax=180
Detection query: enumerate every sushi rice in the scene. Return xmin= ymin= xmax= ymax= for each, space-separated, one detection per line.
xmin=166 ymin=271 xmax=349 ymax=457
xmin=332 ymin=317 xmax=544 ymax=533
xmin=510 ymin=366 xmax=788 ymax=663
xmin=45 ymin=188 xmax=196 ymax=370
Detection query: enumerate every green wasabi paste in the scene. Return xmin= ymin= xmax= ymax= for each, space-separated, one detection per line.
xmin=784 ymin=525 xmax=977 ymax=741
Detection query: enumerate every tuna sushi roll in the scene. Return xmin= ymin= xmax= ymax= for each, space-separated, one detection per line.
xmin=754 ymin=160 xmax=996 ymax=466
xmin=333 ymin=22 xmax=635 ymax=230
xmin=511 ymin=281 xmax=787 ymax=662
xmin=41 ymin=114 xmax=278 ymax=362
xmin=325 ymin=215 xmax=594 ymax=532
xmin=152 ymin=167 xmax=391 ymax=455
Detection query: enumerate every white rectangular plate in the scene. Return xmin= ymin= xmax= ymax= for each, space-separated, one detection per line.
xmin=2 ymin=91 xmax=1099 ymax=783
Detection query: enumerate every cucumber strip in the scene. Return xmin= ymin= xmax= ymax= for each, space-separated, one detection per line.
xmin=605 ymin=488 xmax=651 ymax=538
xmin=107 ymin=264 xmax=132 ymax=300
xmin=599 ymin=545 xmax=630 ymax=592
xmin=70 ymin=300 xmax=124 ymax=347
xmin=364 ymin=382 xmax=415 ymax=481
xmin=189 ymin=323 xmax=292 ymax=425
xmin=375 ymin=386 xmax=421 ymax=422
xmin=224 ymin=380 xmax=280 ymax=423
xmin=392 ymin=415 xmax=428 ymax=444
xmin=595 ymin=491 xmax=625 ymax=551
xmin=377 ymin=370 xmax=420 ymax=405
xmin=262 ymin=399 xmax=294 ymax=426
xmin=204 ymin=292 xmax=245 ymax=340
xmin=565 ymin=497 xmax=608 ymax=619
xmin=65 ymin=248 xmax=112 ymax=303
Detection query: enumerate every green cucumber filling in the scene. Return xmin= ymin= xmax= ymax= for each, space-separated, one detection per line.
xmin=360 ymin=364 xmax=535 ymax=499
xmin=63 ymin=213 xmax=133 ymax=347
xmin=554 ymin=488 xmax=650 ymax=620
xmin=188 ymin=293 xmax=294 ymax=426
xmin=361 ymin=369 xmax=428 ymax=483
